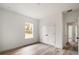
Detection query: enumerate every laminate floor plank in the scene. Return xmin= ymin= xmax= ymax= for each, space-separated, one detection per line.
xmin=0 ymin=43 xmax=78 ymax=55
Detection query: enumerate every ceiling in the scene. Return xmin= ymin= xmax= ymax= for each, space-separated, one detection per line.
xmin=0 ymin=3 xmax=79 ymax=19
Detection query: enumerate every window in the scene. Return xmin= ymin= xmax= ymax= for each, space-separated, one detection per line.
xmin=25 ymin=23 xmax=33 ymax=39
xmin=68 ymin=25 xmax=73 ymax=39
xmin=75 ymin=25 xmax=77 ymax=42
xmin=68 ymin=24 xmax=73 ymax=42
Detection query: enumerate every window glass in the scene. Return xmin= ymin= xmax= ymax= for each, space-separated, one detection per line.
xmin=25 ymin=23 xmax=33 ymax=39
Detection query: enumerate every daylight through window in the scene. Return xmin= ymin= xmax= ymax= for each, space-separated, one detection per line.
xmin=25 ymin=23 xmax=33 ymax=39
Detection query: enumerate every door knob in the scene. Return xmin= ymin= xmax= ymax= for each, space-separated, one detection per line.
xmin=77 ymin=37 xmax=79 ymax=39
xmin=45 ymin=34 xmax=48 ymax=36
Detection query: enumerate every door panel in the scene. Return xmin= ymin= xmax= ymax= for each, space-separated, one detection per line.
xmin=78 ymin=17 xmax=79 ymax=54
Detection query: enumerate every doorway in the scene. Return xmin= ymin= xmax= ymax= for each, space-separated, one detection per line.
xmin=64 ymin=22 xmax=78 ymax=51
xmin=67 ymin=23 xmax=77 ymax=44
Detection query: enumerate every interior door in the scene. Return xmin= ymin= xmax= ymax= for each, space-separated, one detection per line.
xmin=77 ymin=17 xmax=79 ymax=54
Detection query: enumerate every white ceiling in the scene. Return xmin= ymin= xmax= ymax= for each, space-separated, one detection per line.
xmin=0 ymin=3 xmax=79 ymax=19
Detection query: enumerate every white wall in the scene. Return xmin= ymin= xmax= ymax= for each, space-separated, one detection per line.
xmin=63 ymin=10 xmax=79 ymax=47
xmin=39 ymin=12 xmax=63 ymax=49
xmin=0 ymin=10 xmax=3 ymax=51
xmin=0 ymin=8 xmax=39 ymax=52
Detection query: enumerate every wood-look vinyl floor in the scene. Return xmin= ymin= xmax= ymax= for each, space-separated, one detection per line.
xmin=0 ymin=43 xmax=78 ymax=55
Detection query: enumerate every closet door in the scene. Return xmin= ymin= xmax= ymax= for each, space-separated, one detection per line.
xmin=40 ymin=26 xmax=49 ymax=43
xmin=47 ymin=25 xmax=56 ymax=46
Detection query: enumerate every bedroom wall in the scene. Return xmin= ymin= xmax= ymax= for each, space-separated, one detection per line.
xmin=0 ymin=8 xmax=39 ymax=52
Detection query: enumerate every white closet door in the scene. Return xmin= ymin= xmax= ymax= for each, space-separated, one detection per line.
xmin=40 ymin=26 xmax=48 ymax=43
xmin=47 ymin=25 xmax=56 ymax=46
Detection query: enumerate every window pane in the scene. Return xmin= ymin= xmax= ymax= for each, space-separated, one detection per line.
xmin=25 ymin=23 xmax=33 ymax=39
xmin=68 ymin=25 xmax=73 ymax=39
xmin=75 ymin=25 xmax=77 ymax=42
